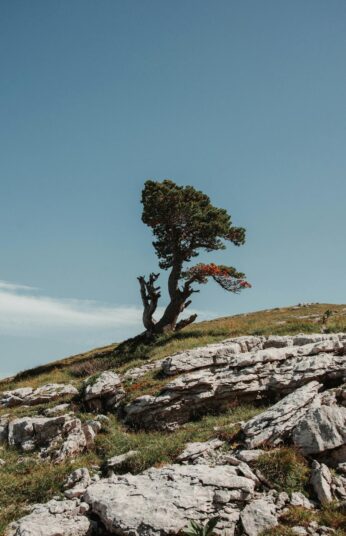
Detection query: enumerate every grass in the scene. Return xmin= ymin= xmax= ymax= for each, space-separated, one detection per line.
xmin=0 ymin=447 xmax=99 ymax=534
xmin=253 ymin=448 xmax=310 ymax=494
xmin=95 ymin=404 xmax=262 ymax=474
xmin=277 ymin=504 xmax=346 ymax=535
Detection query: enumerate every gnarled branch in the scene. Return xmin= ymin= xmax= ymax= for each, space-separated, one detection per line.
xmin=137 ymin=273 xmax=161 ymax=331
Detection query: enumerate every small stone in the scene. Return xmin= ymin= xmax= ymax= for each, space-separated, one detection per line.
xmin=237 ymin=450 xmax=265 ymax=463
xmin=106 ymin=450 xmax=139 ymax=471
xmin=292 ymin=527 xmax=308 ymax=535
xmin=291 ymin=492 xmax=315 ymax=509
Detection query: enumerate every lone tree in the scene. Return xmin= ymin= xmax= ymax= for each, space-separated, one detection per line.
xmin=138 ymin=179 xmax=250 ymax=334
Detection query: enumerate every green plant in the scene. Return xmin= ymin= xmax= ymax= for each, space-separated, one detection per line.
xmin=182 ymin=516 xmax=219 ymax=536
xmin=253 ymin=448 xmax=309 ymax=494
xmin=137 ymin=179 xmax=250 ymax=334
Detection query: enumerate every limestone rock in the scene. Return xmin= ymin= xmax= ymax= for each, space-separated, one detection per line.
xmin=5 ymin=499 xmax=91 ymax=536
xmin=310 ymin=461 xmax=333 ymax=504
xmin=84 ymin=463 xmax=256 ymax=535
xmin=0 ymin=384 xmax=78 ymax=408
xmin=122 ymin=360 xmax=164 ymax=383
xmin=106 ymin=450 xmax=139 ymax=472
xmin=176 ymin=439 xmax=224 ymax=463
xmin=293 ymin=405 xmax=346 ymax=455
xmin=124 ymin=335 xmax=346 ymax=430
xmin=161 ymin=336 xmax=264 ymax=376
xmin=83 ymin=371 xmax=125 ymax=411
xmin=240 ymin=499 xmax=278 ymax=535
xmin=236 ymin=450 xmax=265 ymax=463
xmin=0 ymin=414 xmax=9 ymax=443
xmin=44 ymin=403 xmax=70 ymax=416
xmin=7 ymin=414 xmax=99 ymax=462
xmin=64 ymin=468 xmax=92 ymax=499
xmin=242 ymin=382 xmax=322 ymax=448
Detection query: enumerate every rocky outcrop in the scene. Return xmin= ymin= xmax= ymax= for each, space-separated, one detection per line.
xmin=5 ymin=499 xmax=91 ymax=536
xmin=241 ymin=381 xmax=346 ymax=462
xmin=0 ymin=383 xmax=78 ymax=408
xmin=242 ymin=382 xmax=322 ymax=448
xmin=124 ymin=335 xmax=346 ymax=430
xmin=84 ymin=464 xmax=256 ymax=535
xmin=161 ymin=334 xmax=344 ymax=376
xmin=7 ymin=414 xmax=99 ymax=462
xmin=83 ymin=371 xmax=125 ymax=411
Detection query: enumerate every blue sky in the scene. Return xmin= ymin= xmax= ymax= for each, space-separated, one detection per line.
xmin=1 ymin=1 xmax=346 ymax=376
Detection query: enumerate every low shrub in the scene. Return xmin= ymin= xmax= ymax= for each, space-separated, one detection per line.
xmin=253 ymin=448 xmax=309 ymax=494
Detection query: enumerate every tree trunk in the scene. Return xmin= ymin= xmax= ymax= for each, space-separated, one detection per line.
xmin=138 ymin=258 xmax=197 ymax=335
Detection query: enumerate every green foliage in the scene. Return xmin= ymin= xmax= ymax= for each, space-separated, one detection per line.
xmin=253 ymin=448 xmax=309 ymax=494
xmin=182 ymin=517 xmax=219 ymax=536
xmin=141 ymin=179 xmax=245 ymax=269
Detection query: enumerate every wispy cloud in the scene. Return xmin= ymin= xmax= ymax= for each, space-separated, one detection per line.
xmin=0 ymin=280 xmax=210 ymax=337
xmin=0 ymin=281 xmax=143 ymax=335
xmin=0 ymin=280 xmax=38 ymax=292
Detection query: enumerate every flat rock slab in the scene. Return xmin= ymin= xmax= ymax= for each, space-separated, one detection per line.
xmin=5 ymin=499 xmax=91 ymax=536
xmin=84 ymin=464 xmax=256 ymax=535
xmin=124 ymin=335 xmax=346 ymax=430
xmin=161 ymin=334 xmax=344 ymax=376
xmin=0 ymin=383 xmax=78 ymax=408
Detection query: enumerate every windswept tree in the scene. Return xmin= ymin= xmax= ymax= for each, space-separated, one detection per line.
xmin=138 ymin=179 xmax=251 ymax=334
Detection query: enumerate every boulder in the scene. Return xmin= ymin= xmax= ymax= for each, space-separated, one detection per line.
xmin=310 ymin=461 xmax=333 ymax=504
xmin=242 ymin=382 xmax=322 ymax=448
xmin=5 ymin=499 xmax=91 ymax=536
xmin=240 ymin=499 xmax=278 ymax=535
xmin=0 ymin=384 xmax=78 ymax=408
xmin=293 ymin=405 xmax=346 ymax=455
xmin=83 ymin=371 xmax=125 ymax=411
xmin=124 ymin=336 xmax=346 ymax=430
xmin=84 ymin=463 xmax=256 ymax=535
xmin=7 ymin=414 xmax=99 ymax=462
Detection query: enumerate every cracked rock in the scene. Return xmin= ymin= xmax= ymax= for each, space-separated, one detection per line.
xmin=242 ymin=382 xmax=322 ymax=448
xmin=84 ymin=463 xmax=256 ymax=535
xmin=240 ymin=498 xmax=278 ymax=535
xmin=4 ymin=499 xmax=91 ymax=536
xmin=0 ymin=384 xmax=78 ymax=408
xmin=83 ymin=371 xmax=125 ymax=412
xmin=124 ymin=335 xmax=346 ymax=430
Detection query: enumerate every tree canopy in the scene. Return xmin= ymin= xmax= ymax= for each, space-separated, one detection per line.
xmin=138 ymin=179 xmax=250 ymax=334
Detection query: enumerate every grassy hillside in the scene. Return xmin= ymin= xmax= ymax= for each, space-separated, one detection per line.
xmin=0 ymin=303 xmax=345 ymax=534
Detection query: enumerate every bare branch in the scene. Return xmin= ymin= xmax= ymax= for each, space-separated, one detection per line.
xmin=175 ymin=313 xmax=197 ymax=331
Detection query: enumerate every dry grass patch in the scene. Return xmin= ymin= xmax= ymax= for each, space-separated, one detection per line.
xmin=253 ymin=448 xmax=310 ymax=494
